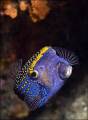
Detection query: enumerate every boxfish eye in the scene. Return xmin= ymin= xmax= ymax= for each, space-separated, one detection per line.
xmin=29 ymin=70 xmax=39 ymax=79
xmin=58 ymin=62 xmax=72 ymax=80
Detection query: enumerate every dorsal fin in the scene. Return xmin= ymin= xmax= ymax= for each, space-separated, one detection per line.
xmin=8 ymin=59 xmax=22 ymax=84
xmin=53 ymin=47 xmax=79 ymax=65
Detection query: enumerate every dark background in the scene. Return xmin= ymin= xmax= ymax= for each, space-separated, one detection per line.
xmin=1 ymin=0 xmax=88 ymax=119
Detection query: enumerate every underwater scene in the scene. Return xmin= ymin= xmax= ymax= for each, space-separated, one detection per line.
xmin=0 ymin=0 xmax=88 ymax=120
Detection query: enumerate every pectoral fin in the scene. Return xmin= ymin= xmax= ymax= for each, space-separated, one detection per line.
xmin=24 ymin=95 xmax=41 ymax=111
xmin=8 ymin=59 xmax=22 ymax=84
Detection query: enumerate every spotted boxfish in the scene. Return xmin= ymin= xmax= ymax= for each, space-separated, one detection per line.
xmin=10 ymin=46 xmax=79 ymax=111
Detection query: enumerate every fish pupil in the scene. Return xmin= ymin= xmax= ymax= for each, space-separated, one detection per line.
xmin=31 ymin=72 xmax=36 ymax=77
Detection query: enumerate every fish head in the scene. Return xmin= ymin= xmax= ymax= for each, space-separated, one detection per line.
xmin=33 ymin=46 xmax=79 ymax=88
xmin=33 ymin=48 xmax=66 ymax=88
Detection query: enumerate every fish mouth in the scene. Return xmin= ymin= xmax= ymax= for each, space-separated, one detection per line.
xmin=38 ymin=82 xmax=48 ymax=97
xmin=38 ymin=82 xmax=46 ymax=89
xmin=38 ymin=82 xmax=48 ymax=94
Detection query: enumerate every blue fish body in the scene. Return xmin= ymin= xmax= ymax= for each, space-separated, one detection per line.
xmin=10 ymin=46 xmax=79 ymax=110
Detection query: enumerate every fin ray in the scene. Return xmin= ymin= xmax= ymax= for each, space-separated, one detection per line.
xmin=24 ymin=95 xmax=41 ymax=111
xmin=8 ymin=59 xmax=22 ymax=84
xmin=53 ymin=47 xmax=79 ymax=65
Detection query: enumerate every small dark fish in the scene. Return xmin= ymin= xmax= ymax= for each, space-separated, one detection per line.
xmin=9 ymin=46 xmax=79 ymax=111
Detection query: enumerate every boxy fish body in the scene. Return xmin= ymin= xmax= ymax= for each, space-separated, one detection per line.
xmin=9 ymin=46 xmax=79 ymax=110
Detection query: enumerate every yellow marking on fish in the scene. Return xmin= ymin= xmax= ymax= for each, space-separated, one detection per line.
xmin=30 ymin=70 xmax=34 ymax=74
xmin=29 ymin=83 xmax=30 ymax=84
xmin=30 ymin=92 xmax=32 ymax=94
xmin=27 ymin=80 xmax=29 ymax=81
xmin=25 ymin=81 xmax=27 ymax=84
xmin=23 ymin=91 xmax=25 ymax=92
xmin=20 ymin=46 xmax=51 ymax=83
xmin=26 ymin=91 xmax=29 ymax=93
xmin=39 ymin=90 xmax=41 ymax=91
xmin=31 ymin=80 xmax=32 ymax=81
xmin=28 ymin=85 xmax=30 ymax=87
xmin=21 ymin=86 xmax=24 ymax=89
xmin=27 ymin=88 xmax=30 ymax=90
xmin=20 ymin=88 xmax=21 ymax=90
xmin=23 ymin=84 xmax=26 ymax=87
xmin=30 ymin=46 xmax=51 ymax=68
xmin=16 ymin=86 xmax=18 ymax=88
xmin=34 ymin=81 xmax=36 ymax=82
xmin=29 ymin=68 xmax=34 ymax=71
xmin=21 ymin=92 xmax=23 ymax=93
